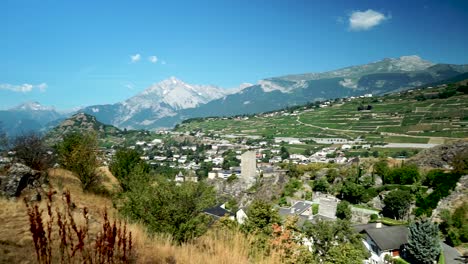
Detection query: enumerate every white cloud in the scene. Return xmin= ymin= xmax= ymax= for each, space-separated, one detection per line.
xmin=0 ymin=83 xmax=47 ymax=93
xmin=161 ymin=60 xmax=167 ymax=65
xmin=349 ymin=9 xmax=389 ymax=31
xmin=148 ymin=56 xmax=158 ymax=63
xmin=130 ymin=53 xmax=141 ymax=63
xmin=124 ymin=82 xmax=135 ymax=90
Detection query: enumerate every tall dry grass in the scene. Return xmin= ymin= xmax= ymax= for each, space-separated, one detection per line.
xmin=1 ymin=168 xmax=283 ymax=264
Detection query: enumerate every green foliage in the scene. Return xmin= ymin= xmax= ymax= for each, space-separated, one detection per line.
xmin=56 ymin=132 xmax=100 ymax=191
xmin=374 ymin=159 xmax=389 ymax=177
xmin=280 ymin=146 xmax=290 ymax=160
xmin=415 ymin=172 xmax=461 ymax=216
xmin=312 ymin=177 xmax=330 ymax=193
xmin=406 ymin=218 xmax=441 ymax=264
xmin=370 ymin=214 xmax=378 ymax=221
xmin=340 ymin=180 xmax=365 ymax=204
xmin=109 ymin=148 xmax=149 ymax=191
xmin=302 ymin=219 xmax=369 ymax=264
xmin=222 ymin=149 xmax=240 ymax=170
xmin=336 ymin=201 xmax=352 ymax=220
xmin=243 ymin=200 xmax=280 ymax=235
xmin=382 ymin=189 xmax=413 ymax=220
xmin=283 ymin=178 xmax=303 ymax=197
xmin=120 ymin=174 xmax=216 ymax=244
xmin=226 ymin=174 xmax=238 ymax=183
xmin=440 ymin=202 xmax=468 ymax=246
xmin=386 ymin=164 xmax=420 ymax=185
xmin=312 ymin=204 xmax=319 ymax=215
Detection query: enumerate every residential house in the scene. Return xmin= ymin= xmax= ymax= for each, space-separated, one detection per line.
xmin=354 ymin=223 xmax=408 ymax=264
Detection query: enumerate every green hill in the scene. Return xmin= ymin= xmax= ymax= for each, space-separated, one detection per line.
xmin=175 ymin=83 xmax=468 ymax=144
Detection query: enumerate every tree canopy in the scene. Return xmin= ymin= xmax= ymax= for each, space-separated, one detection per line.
xmin=406 ymin=218 xmax=441 ymax=264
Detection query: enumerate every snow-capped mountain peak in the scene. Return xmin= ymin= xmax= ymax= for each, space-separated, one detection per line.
xmin=12 ymin=101 xmax=55 ymax=111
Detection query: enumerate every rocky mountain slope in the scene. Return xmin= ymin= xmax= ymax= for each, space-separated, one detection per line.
xmin=44 ymin=112 xmax=121 ymax=146
xmin=81 ymin=77 xmax=241 ymax=129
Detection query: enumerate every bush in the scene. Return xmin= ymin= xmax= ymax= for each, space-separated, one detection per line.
xmin=110 ymin=148 xmax=149 ymax=191
xmin=120 ymin=174 xmax=216 ymax=244
xmin=386 ymin=165 xmax=420 ymax=185
xmin=12 ymin=132 xmax=53 ymax=171
xmin=336 ymin=201 xmax=351 ymax=220
xmin=56 ymin=133 xmax=101 ymax=191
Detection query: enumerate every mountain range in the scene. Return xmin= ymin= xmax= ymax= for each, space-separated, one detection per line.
xmin=2 ymin=55 xmax=468 ymax=135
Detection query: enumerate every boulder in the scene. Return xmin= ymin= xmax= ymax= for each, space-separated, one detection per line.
xmin=0 ymin=163 xmax=41 ymax=197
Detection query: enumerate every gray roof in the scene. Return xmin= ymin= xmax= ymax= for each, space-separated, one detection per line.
xmin=365 ymin=226 xmax=408 ymax=251
xmin=278 ymin=202 xmax=312 ymax=217
xmin=353 ymin=223 xmax=389 ymax=233
xmin=291 ymin=202 xmax=311 ymax=214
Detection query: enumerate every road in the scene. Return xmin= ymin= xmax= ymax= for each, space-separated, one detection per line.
xmin=441 ymin=242 xmax=463 ymax=264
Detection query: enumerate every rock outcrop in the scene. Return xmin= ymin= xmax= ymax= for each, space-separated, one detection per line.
xmin=408 ymin=141 xmax=468 ymax=169
xmin=432 ymin=174 xmax=468 ymax=221
xmin=0 ymin=163 xmax=42 ymax=197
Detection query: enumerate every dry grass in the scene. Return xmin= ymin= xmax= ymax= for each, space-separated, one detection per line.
xmin=0 ymin=167 xmax=282 ymax=264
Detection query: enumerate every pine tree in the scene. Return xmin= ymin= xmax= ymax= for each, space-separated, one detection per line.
xmin=406 ymin=218 xmax=441 ymax=264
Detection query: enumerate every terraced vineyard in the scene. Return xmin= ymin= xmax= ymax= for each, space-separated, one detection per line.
xmin=176 ymin=85 xmax=468 ymax=144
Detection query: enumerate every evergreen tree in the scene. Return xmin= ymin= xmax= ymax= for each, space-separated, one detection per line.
xmin=406 ymin=219 xmax=441 ymax=264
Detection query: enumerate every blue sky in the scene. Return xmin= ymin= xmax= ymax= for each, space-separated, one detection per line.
xmin=1 ymin=0 xmax=468 ymax=110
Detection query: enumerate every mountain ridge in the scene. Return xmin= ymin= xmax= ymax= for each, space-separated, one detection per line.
xmin=3 ymin=56 xmax=468 ymax=134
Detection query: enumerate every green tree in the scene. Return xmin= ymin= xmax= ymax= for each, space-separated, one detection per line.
xmin=336 ymin=201 xmax=352 ymax=220
xmin=386 ymin=165 xmax=420 ymax=184
xmin=280 ymin=146 xmax=290 ymax=160
xmin=313 ymin=177 xmax=330 ymax=193
xmin=340 ymin=180 xmax=365 ymax=204
xmin=382 ymin=189 xmax=413 ymax=220
xmin=109 ymin=148 xmax=149 ymax=191
xmin=406 ymin=218 xmax=441 ymax=264
xmin=57 ymin=132 xmax=100 ymax=191
xmin=243 ymin=200 xmax=280 ymax=234
xmin=121 ymin=174 xmax=216 ymax=243
xmin=302 ymin=219 xmax=369 ymax=263
xmin=374 ymin=159 xmax=389 ymax=181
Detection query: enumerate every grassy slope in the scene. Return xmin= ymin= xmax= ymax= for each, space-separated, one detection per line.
xmin=0 ymin=168 xmax=281 ymax=264
xmin=176 ymin=87 xmax=468 ymax=144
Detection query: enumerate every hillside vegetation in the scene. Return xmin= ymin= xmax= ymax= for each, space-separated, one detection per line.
xmin=176 ymin=84 xmax=468 ymax=144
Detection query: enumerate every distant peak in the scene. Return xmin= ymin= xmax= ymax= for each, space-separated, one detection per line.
xmin=399 ymin=55 xmax=422 ymax=60
xmin=167 ymin=76 xmax=184 ymax=84
xmin=12 ymin=101 xmax=55 ymax=111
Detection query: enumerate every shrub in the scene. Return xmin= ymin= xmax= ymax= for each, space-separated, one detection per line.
xmin=120 ymin=174 xmax=216 ymax=244
xmin=336 ymin=201 xmax=351 ymax=220
xmin=110 ymin=148 xmax=149 ymax=191
xmin=56 ymin=133 xmax=100 ymax=191
xmin=12 ymin=132 xmax=53 ymax=171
